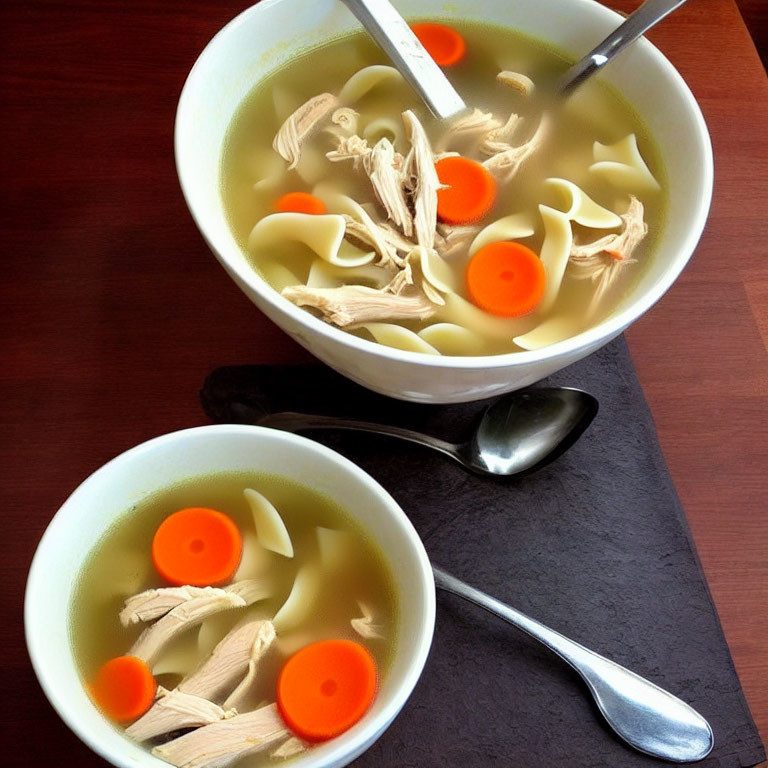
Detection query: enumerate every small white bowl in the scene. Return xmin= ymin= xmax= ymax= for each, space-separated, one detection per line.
xmin=25 ymin=425 xmax=435 ymax=768
xmin=175 ymin=0 xmax=713 ymax=403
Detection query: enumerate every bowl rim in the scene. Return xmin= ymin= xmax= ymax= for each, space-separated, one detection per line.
xmin=174 ymin=0 xmax=713 ymax=370
xmin=25 ymin=424 xmax=436 ymax=768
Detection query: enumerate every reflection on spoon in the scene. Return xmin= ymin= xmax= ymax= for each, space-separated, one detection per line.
xmin=255 ymin=387 xmax=598 ymax=478
xmin=433 ymin=566 xmax=715 ymax=762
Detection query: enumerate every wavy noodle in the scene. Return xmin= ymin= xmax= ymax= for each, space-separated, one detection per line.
xmin=468 ymin=212 xmax=536 ymax=256
xmin=357 ymin=323 xmax=440 ymax=354
xmin=248 ymin=212 xmax=374 ymax=267
xmin=589 ymin=134 xmax=661 ymax=193
xmin=306 ymin=259 xmax=389 ymax=290
xmin=537 ymin=204 xmax=573 ymax=314
xmin=514 ymin=311 xmax=584 ymax=350
xmin=543 ymin=178 xmax=622 ymax=228
xmin=362 ymin=117 xmax=405 ymax=152
xmin=272 ymin=564 xmax=321 ymax=634
xmin=259 ymin=260 xmax=305 ymax=292
xmin=338 ymin=65 xmax=405 ymax=104
xmin=418 ymin=323 xmax=486 ymax=355
xmin=436 ymin=292 xmax=536 ymax=340
xmin=294 ymin=144 xmax=328 ymax=185
xmin=234 ymin=530 xmax=273 ymax=582
xmin=272 ymin=86 xmax=303 ymax=124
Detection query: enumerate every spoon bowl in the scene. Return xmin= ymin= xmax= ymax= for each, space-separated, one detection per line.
xmin=255 ymin=387 xmax=598 ymax=478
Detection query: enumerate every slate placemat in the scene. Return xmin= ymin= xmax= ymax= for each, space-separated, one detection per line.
xmin=200 ymin=336 xmax=765 ymax=768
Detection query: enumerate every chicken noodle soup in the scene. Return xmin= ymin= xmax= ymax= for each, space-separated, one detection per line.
xmin=70 ymin=471 xmax=399 ymax=766
xmin=221 ymin=21 xmax=665 ymax=356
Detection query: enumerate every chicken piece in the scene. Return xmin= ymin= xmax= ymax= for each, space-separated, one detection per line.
xmin=328 ymin=107 xmax=359 ymax=137
xmin=125 ymin=687 xmax=235 ymax=743
xmin=282 ymin=284 xmax=436 ymax=327
xmin=479 ymin=112 xmax=523 ymax=155
xmin=179 ymin=620 xmax=274 ymax=700
xmin=481 ymin=112 xmax=550 ymax=183
xmin=435 ymin=108 xmax=501 ymax=153
xmin=129 ymin=582 xmax=267 ymax=667
xmin=343 ymin=215 xmax=410 ymax=268
xmin=402 ymin=110 xmax=439 ymax=251
xmin=273 ymin=93 xmax=338 ymax=170
xmin=351 ymin=600 xmax=384 ymax=640
xmin=365 ymin=138 xmax=414 ymax=237
xmin=271 ymin=736 xmax=308 ymax=760
xmin=434 ymin=223 xmax=482 ymax=259
xmin=120 ymin=586 xmax=219 ymax=627
xmin=152 ymin=703 xmax=289 ymax=768
xmin=222 ymin=621 xmax=276 ymax=710
xmin=568 ymin=196 xmax=647 ymax=318
xmin=496 ymin=70 xmax=535 ymax=97
xmin=326 ymin=134 xmax=371 ymax=169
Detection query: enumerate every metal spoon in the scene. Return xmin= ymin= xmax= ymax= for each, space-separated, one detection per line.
xmin=433 ymin=566 xmax=715 ymax=762
xmin=255 ymin=387 xmax=598 ymax=478
xmin=557 ymin=0 xmax=689 ymax=94
xmin=340 ymin=0 xmax=466 ymax=118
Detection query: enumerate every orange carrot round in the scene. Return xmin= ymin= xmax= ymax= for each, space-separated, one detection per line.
xmin=274 ymin=192 xmax=327 ymax=215
xmin=435 ymin=156 xmax=496 ymax=225
xmin=411 ymin=22 xmax=466 ymax=66
xmin=466 ymin=241 xmax=547 ymax=317
xmin=152 ymin=507 xmax=242 ymax=587
xmin=87 ymin=656 xmax=156 ymax=723
xmin=277 ymin=639 xmax=377 ymax=742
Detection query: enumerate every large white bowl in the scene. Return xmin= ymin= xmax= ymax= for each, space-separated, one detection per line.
xmin=175 ymin=0 xmax=712 ymax=403
xmin=25 ymin=425 xmax=435 ymax=768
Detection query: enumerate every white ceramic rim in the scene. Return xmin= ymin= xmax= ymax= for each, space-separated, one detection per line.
xmin=174 ymin=0 xmax=713 ymax=371
xmin=25 ymin=424 xmax=436 ymax=768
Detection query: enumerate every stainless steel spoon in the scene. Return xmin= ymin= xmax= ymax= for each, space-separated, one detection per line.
xmin=256 ymin=387 xmax=598 ymax=478
xmin=433 ymin=566 xmax=715 ymax=762
xmin=557 ymin=0 xmax=689 ymax=95
xmin=340 ymin=0 xmax=466 ymax=118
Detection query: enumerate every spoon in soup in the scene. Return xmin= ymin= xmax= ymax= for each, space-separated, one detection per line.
xmin=433 ymin=566 xmax=715 ymax=762
xmin=253 ymin=387 xmax=598 ymax=478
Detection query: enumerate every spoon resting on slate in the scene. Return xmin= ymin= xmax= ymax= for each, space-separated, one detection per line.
xmin=341 ymin=0 xmax=687 ymax=119
xmin=252 ymin=387 xmax=598 ymax=478
xmin=434 ymin=567 xmax=715 ymax=762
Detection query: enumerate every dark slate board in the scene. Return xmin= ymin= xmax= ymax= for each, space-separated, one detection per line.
xmin=199 ymin=336 xmax=765 ymax=768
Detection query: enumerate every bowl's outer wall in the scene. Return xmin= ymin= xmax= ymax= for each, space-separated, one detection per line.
xmin=175 ymin=0 xmax=713 ymax=402
xmin=25 ymin=426 xmax=436 ymax=768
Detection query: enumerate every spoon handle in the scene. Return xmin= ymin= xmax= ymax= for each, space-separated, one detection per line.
xmin=557 ymin=0 xmax=688 ymax=94
xmin=258 ymin=411 xmax=461 ymax=463
xmin=340 ymin=0 xmax=466 ymax=118
xmin=432 ymin=566 xmax=714 ymax=762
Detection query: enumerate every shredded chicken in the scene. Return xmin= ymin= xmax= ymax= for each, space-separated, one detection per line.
xmin=435 ymin=223 xmax=482 ymax=259
xmin=435 ymin=108 xmax=501 ymax=153
xmin=481 ymin=112 xmax=550 ymax=183
xmin=480 ymin=112 xmax=523 ymax=154
xmin=329 ymin=107 xmax=359 ymax=136
xmin=152 ymin=703 xmax=289 ymax=768
xmin=282 ymin=284 xmax=436 ymax=327
xmin=365 ymin=138 xmax=413 ymax=237
xmin=273 ymin=93 xmax=338 ymax=169
xmin=179 ymin=620 xmax=274 ymax=701
xmin=351 ymin=600 xmax=384 ymax=640
xmin=271 ymin=736 xmax=308 ymax=760
xmin=568 ymin=196 xmax=648 ymax=317
xmin=126 ymin=687 xmax=235 ymax=743
xmin=402 ymin=110 xmax=439 ymax=251
xmin=342 ymin=214 xmax=403 ymax=270
xmin=128 ymin=582 xmax=267 ymax=666
xmin=497 ymin=70 xmax=535 ymax=97
xmin=222 ymin=621 xmax=277 ymax=710
xmin=120 ymin=586 xmax=218 ymax=627
xmin=326 ymin=134 xmax=371 ymax=168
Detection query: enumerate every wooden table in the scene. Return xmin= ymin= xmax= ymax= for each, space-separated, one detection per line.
xmin=1 ymin=1 xmax=766 ymax=765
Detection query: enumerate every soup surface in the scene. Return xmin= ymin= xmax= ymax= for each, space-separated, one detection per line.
xmin=221 ymin=20 xmax=666 ymax=356
xmin=70 ymin=471 xmax=399 ymax=766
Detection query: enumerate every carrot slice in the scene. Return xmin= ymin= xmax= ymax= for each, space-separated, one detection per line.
xmin=411 ymin=22 xmax=466 ymax=66
xmin=466 ymin=242 xmax=547 ymax=317
xmin=435 ymin=156 xmax=496 ymax=225
xmin=274 ymin=192 xmax=327 ymax=215
xmin=152 ymin=507 xmax=242 ymax=587
xmin=87 ymin=656 xmax=156 ymax=723
xmin=277 ymin=639 xmax=377 ymax=742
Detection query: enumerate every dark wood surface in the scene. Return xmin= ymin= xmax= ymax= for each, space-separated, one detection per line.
xmin=1 ymin=1 xmax=766 ymax=766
